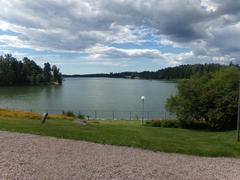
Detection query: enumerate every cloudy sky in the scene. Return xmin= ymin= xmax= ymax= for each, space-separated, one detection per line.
xmin=0 ymin=0 xmax=239 ymax=74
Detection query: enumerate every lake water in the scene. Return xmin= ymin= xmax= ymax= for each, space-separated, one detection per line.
xmin=0 ymin=78 xmax=177 ymax=119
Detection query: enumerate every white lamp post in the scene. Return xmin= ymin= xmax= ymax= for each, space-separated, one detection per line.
xmin=141 ymin=96 xmax=145 ymax=125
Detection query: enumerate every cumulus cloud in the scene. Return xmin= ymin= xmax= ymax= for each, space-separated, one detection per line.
xmin=84 ymin=44 xmax=196 ymax=68
xmin=0 ymin=0 xmax=239 ymax=67
xmin=85 ymin=44 xmax=165 ymax=59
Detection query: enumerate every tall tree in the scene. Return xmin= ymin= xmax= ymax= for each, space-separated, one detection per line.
xmin=52 ymin=65 xmax=62 ymax=84
xmin=43 ymin=62 xmax=52 ymax=82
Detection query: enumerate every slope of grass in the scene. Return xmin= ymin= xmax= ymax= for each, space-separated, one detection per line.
xmin=0 ymin=117 xmax=239 ymax=157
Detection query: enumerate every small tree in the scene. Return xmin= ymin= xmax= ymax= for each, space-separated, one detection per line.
xmin=52 ymin=65 xmax=62 ymax=84
xmin=43 ymin=62 xmax=52 ymax=82
xmin=166 ymin=67 xmax=240 ymax=131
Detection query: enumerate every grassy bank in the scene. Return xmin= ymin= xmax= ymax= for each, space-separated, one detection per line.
xmin=0 ymin=116 xmax=239 ymax=157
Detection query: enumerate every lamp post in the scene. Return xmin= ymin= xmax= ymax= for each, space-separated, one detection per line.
xmin=141 ymin=96 xmax=145 ymax=125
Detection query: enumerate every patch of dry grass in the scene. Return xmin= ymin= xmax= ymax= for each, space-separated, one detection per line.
xmin=0 ymin=109 xmax=73 ymax=120
xmin=0 ymin=109 xmax=40 ymax=119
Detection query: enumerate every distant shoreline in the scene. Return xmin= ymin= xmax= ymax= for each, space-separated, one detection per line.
xmin=0 ymin=81 xmax=61 ymax=87
xmin=63 ymin=63 xmax=232 ymax=80
xmin=63 ymin=76 xmax=178 ymax=82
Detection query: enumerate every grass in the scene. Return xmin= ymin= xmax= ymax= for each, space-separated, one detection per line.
xmin=0 ymin=108 xmax=73 ymax=120
xmin=0 ymin=116 xmax=240 ymax=157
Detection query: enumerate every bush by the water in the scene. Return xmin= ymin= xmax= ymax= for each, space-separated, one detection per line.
xmin=62 ymin=111 xmax=76 ymax=117
xmin=166 ymin=67 xmax=240 ymax=131
xmin=62 ymin=111 xmax=85 ymax=119
xmin=146 ymin=120 xmax=179 ymax=128
xmin=77 ymin=113 xmax=85 ymax=119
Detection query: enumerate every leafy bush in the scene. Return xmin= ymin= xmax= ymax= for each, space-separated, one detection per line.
xmin=146 ymin=120 xmax=179 ymax=128
xmin=179 ymin=120 xmax=209 ymax=130
xmin=166 ymin=67 xmax=240 ymax=131
xmin=146 ymin=119 xmax=210 ymax=130
xmin=62 ymin=111 xmax=75 ymax=117
xmin=77 ymin=113 xmax=85 ymax=119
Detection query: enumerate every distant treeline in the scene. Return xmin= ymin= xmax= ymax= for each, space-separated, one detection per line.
xmin=64 ymin=73 xmax=110 ymax=78
xmin=0 ymin=54 xmax=62 ymax=86
xmin=64 ymin=63 xmax=239 ymax=80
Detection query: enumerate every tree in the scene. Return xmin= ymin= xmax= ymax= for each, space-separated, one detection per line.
xmin=52 ymin=65 xmax=62 ymax=84
xmin=0 ymin=54 xmax=62 ymax=86
xmin=166 ymin=67 xmax=240 ymax=131
xmin=43 ymin=62 xmax=52 ymax=82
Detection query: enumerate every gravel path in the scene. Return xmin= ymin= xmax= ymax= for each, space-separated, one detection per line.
xmin=0 ymin=131 xmax=240 ymax=180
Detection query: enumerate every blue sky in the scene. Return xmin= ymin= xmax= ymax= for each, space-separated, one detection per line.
xmin=0 ymin=0 xmax=239 ymax=74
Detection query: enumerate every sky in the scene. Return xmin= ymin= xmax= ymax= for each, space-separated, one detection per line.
xmin=0 ymin=0 xmax=239 ymax=74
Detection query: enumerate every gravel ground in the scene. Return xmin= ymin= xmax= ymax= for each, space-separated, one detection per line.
xmin=0 ymin=131 xmax=240 ymax=180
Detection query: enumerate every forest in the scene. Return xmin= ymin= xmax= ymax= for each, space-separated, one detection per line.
xmin=0 ymin=54 xmax=62 ymax=86
xmin=64 ymin=63 xmax=238 ymax=79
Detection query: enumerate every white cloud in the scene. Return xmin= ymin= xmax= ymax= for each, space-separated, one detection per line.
xmin=0 ymin=0 xmax=239 ymax=67
xmin=85 ymin=44 xmax=196 ymax=67
xmin=85 ymin=44 xmax=164 ymax=59
xmin=200 ymin=0 xmax=218 ymax=12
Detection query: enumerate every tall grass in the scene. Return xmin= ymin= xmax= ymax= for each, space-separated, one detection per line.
xmin=0 ymin=108 xmax=73 ymax=120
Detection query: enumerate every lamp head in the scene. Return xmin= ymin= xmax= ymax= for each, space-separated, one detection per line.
xmin=141 ymin=96 xmax=145 ymax=100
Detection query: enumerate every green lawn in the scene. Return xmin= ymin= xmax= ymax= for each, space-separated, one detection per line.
xmin=0 ymin=117 xmax=239 ymax=157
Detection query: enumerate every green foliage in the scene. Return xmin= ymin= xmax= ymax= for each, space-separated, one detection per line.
xmin=0 ymin=54 xmax=62 ymax=86
xmin=179 ymin=120 xmax=210 ymax=130
xmin=64 ymin=63 xmax=234 ymax=80
xmin=146 ymin=120 xmax=179 ymax=128
xmin=77 ymin=113 xmax=85 ymax=119
xmin=166 ymin=67 xmax=240 ymax=131
xmin=43 ymin=62 xmax=52 ymax=82
xmin=52 ymin=65 xmax=62 ymax=84
xmin=62 ymin=111 xmax=76 ymax=117
xmin=146 ymin=119 xmax=209 ymax=130
xmin=138 ymin=63 xmax=227 ymax=79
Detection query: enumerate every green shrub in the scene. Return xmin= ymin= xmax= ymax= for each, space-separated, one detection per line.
xmin=179 ymin=120 xmax=209 ymax=130
xmin=162 ymin=120 xmax=179 ymax=128
xmin=146 ymin=119 xmax=211 ymax=130
xmin=166 ymin=67 xmax=240 ymax=131
xmin=62 ymin=111 xmax=75 ymax=117
xmin=146 ymin=120 xmax=179 ymax=128
xmin=145 ymin=120 xmax=161 ymax=127
xmin=77 ymin=113 xmax=85 ymax=119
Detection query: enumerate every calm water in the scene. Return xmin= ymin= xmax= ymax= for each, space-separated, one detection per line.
xmin=0 ymin=78 xmax=177 ymax=119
